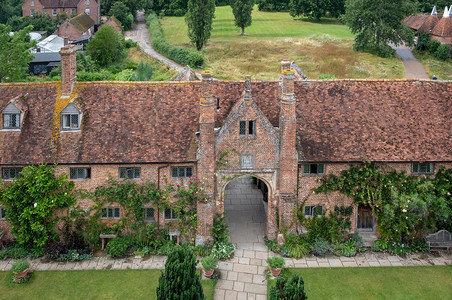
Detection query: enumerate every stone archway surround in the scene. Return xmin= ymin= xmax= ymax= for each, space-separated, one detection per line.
xmin=216 ymin=171 xmax=278 ymax=240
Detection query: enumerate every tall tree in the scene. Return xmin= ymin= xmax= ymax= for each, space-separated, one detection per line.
xmin=156 ymin=245 xmax=205 ymax=299
xmin=417 ymin=0 xmax=449 ymax=13
xmin=108 ymin=1 xmax=134 ymax=30
xmin=231 ymin=0 xmax=254 ymax=36
xmin=290 ymin=0 xmax=330 ymax=20
xmin=0 ymin=24 xmax=35 ymax=83
xmin=341 ymin=0 xmax=417 ymax=57
xmin=86 ymin=25 xmax=126 ymax=67
xmin=185 ymin=0 xmax=216 ymax=51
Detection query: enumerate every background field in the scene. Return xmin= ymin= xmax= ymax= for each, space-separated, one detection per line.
xmin=161 ymin=6 xmax=404 ymax=80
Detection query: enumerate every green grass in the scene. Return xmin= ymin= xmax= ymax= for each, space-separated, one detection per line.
xmin=160 ymin=6 xmax=403 ymax=80
xmin=268 ymin=266 xmax=452 ymax=300
xmin=413 ymin=50 xmax=452 ymax=80
xmin=0 ymin=269 xmax=215 ymax=300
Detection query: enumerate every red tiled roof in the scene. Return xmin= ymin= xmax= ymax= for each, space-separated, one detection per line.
xmin=39 ymin=0 xmax=80 ymax=8
xmin=403 ymin=14 xmax=430 ymax=30
xmin=418 ymin=15 xmax=439 ymax=33
xmin=0 ymin=80 xmax=451 ymax=165
xmin=431 ymin=17 xmax=452 ymax=37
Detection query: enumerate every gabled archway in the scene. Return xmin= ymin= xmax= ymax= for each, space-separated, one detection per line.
xmin=223 ymin=175 xmax=270 ymax=244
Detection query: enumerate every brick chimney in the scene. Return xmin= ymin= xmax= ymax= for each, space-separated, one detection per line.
xmin=244 ymin=75 xmax=252 ymax=104
xmin=280 ymin=59 xmax=291 ymax=72
xmin=278 ymin=66 xmax=298 ymax=234
xmin=59 ymin=45 xmax=76 ymax=96
xmin=196 ymin=70 xmax=216 ymax=245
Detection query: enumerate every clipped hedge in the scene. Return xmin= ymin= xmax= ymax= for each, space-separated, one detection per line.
xmin=146 ymin=12 xmax=204 ymax=68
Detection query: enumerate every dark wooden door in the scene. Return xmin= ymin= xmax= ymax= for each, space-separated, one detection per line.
xmin=358 ymin=205 xmax=374 ymax=230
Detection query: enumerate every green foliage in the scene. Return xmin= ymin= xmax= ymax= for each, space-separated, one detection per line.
xmin=86 ymin=25 xmax=126 ymax=67
xmin=283 ymin=233 xmax=312 ymax=258
xmin=185 ymin=0 xmax=216 ymax=50
xmin=0 ymin=244 xmax=29 ymax=259
xmin=0 ymin=164 xmax=76 ymax=256
xmin=0 ymin=0 xmax=22 ymax=24
xmin=415 ymin=32 xmax=430 ymax=52
xmin=146 ymin=12 xmax=204 ymax=67
xmin=230 ymin=0 xmax=254 ymax=35
xmin=201 ymin=255 xmax=218 ymax=270
xmin=290 ymin=0 xmax=344 ymax=20
xmin=318 ymin=74 xmax=337 ymax=79
xmin=336 ymin=240 xmax=356 ymax=257
xmin=0 ymin=24 xmax=35 ymax=83
xmin=211 ymin=241 xmax=235 ymax=260
xmin=132 ymin=62 xmax=153 ymax=81
xmin=434 ymin=44 xmax=451 ymax=61
xmin=315 ymin=163 xmax=452 ymax=242
xmin=11 ymin=260 xmax=30 ymax=274
xmin=106 ymin=236 xmax=135 ymax=257
xmin=212 ymin=214 xmax=229 ymax=243
xmin=267 ymin=256 xmax=285 ymax=269
xmin=409 ymin=237 xmax=429 ymax=253
xmin=257 ymin=0 xmax=290 ymax=11
xmin=7 ymin=13 xmax=59 ymax=36
xmin=269 ymin=274 xmax=307 ymax=300
xmin=417 ymin=1 xmax=450 ymax=13
xmin=313 ymin=238 xmax=331 ymax=256
xmin=108 ymin=1 xmax=134 ymax=30
xmin=342 ymin=0 xmax=416 ymax=57
xmin=428 ymin=39 xmax=441 ymax=54
xmin=114 ymin=69 xmax=135 ymax=81
xmin=157 ymin=244 xmax=205 ymax=300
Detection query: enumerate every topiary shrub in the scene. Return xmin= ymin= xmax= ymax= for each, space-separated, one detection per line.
xmin=269 ymin=274 xmax=308 ymax=300
xmin=106 ymin=236 xmax=134 ymax=258
xmin=157 ymin=244 xmax=205 ymax=299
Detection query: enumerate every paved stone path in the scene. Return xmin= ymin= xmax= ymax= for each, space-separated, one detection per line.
xmin=392 ymin=45 xmax=430 ymax=79
xmin=124 ymin=11 xmax=185 ymax=74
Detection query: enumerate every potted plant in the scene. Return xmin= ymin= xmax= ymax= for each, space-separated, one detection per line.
xmin=11 ymin=260 xmax=30 ymax=279
xmin=267 ymin=256 xmax=285 ymax=277
xmin=201 ymin=256 xmax=218 ymax=278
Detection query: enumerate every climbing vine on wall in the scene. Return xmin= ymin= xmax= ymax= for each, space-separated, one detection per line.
xmin=314 ymin=162 xmax=451 ymax=241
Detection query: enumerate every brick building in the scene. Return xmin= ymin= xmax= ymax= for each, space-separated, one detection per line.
xmin=1 ymin=46 xmax=451 ymax=244
xmin=53 ymin=12 xmax=95 ymax=42
xmin=22 ymin=0 xmax=100 ymax=25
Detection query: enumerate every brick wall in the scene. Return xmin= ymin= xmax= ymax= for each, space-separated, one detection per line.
xmin=77 ymin=0 xmax=100 ymax=24
xmin=59 ymin=45 xmax=76 ymax=96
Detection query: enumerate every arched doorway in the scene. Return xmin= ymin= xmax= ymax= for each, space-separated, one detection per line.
xmin=223 ymin=175 xmax=269 ymax=244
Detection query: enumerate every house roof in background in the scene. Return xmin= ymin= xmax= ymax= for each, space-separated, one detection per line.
xmin=68 ymin=13 xmax=95 ymax=33
xmin=39 ymin=0 xmax=80 ymax=8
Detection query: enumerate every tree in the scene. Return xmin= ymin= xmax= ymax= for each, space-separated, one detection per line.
xmin=108 ymin=1 xmax=134 ymax=30
xmin=185 ymin=0 xmax=216 ymax=51
xmin=417 ymin=0 xmax=449 ymax=13
xmin=269 ymin=274 xmax=308 ymax=300
xmin=0 ymin=24 xmax=35 ymax=83
xmin=289 ymin=0 xmax=345 ymax=20
xmin=231 ymin=0 xmax=254 ymax=36
xmin=0 ymin=165 xmax=76 ymax=256
xmin=341 ymin=0 xmax=417 ymax=57
xmin=156 ymin=244 xmax=205 ymax=299
xmin=86 ymin=25 xmax=126 ymax=67
xmin=257 ymin=0 xmax=290 ymax=11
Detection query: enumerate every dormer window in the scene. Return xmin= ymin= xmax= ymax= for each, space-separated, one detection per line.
xmin=61 ymin=103 xmax=81 ymax=130
xmin=2 ymin=103 xmax=21 ymax=129
xmin=31 ymin=1 xmax=35 ymax=6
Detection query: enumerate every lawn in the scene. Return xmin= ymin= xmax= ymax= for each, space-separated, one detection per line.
xmin=269 ymin=266 xmax=452 ymax=300
xmin=0 ymin=269 xmax=215 ymax=300
xmin=412 ymin=51 xmax=452 ymax=80
xmin=160 ymin=6 xmax=403 ymax=80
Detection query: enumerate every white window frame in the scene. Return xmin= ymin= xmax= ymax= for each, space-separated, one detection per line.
xmin=30 ymin=9 xmax=34 ymax=16
xmin=30 ymin=1 xmax=35 ymax=7
xmin=85 ymin=0 xmax=90 ymax=5
xmin=52 ymin=9 xmax=57 ymax=16
xmin=101 ymin=207 xmax=121 ymax=219
xmin=0 ymin=207 xmax=6 ymax=220
xmin=85 ymin=8 xmax=90 ymax=15
xmin=302 ymin=163 xmax=325 ymax=175
xmin=119 ymin=167 xmax=141 ymax=180
xmin=169 ymin=229 xmax=180 ymax=241
xmin=164 ymin=208 xmax=180 ymax=221
xmin=71 ymin=8 xmax=76 ymax=15
xmin=61 ymin=113 xmax=80 ymax=130
xmin=171 ymin=166 xmax=193 ymax=178
xmin=2 ymin=167 xmax=23 ymax=180
xmin=2 ymin=113 xmax=20 ymax=129
xmin=304 ymin=205 xmax=323 ymax=217
xmin=70 ymin=167 xmax=91 ymax=179
xmin=412 ymin=162 xmax=434 ymax=175
xmin=142 ymin=207 xmax=155 ymax=222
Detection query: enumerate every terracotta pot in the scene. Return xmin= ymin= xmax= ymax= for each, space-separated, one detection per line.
xmin=270 ymin=267 xmax=282 ymax=277
xmin=14 ymin=268 xmax=29 ymax=279
xmin=203 ymin=268 xmax=214 ymax=278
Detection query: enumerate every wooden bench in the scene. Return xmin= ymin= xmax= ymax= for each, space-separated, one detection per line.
xmin=99 ymin=233 xmax=118 ymax=250
xmin=425 ymin=230 xmax=452 ymax=251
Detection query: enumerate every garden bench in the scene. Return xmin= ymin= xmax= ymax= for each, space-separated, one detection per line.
xmin=425 ymin=230 xmax=452 ymax=251
xmin=99 ymin=233 xmax=118 ymax=250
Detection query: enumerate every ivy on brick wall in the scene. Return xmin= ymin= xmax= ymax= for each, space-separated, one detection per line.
xmin=314 ymin=162 xmax=451 ymax=242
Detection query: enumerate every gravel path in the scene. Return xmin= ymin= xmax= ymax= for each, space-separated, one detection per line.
xmin=392 ymin=45 xmax=430 ymax=79
xmin=124 ymin=11 xmax=185 ymax=74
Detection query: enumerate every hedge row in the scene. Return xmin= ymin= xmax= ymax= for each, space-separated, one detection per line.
xmin=146 ymin=12 xmax=204 ymax=68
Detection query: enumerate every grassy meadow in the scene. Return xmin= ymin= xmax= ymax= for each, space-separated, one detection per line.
xmin=0 ymin=269 xmax=215 ymax=300
xmin=161 ymin=6 xmax=404 ymax=80
xmin=268 ymin=266 xmax=452 ymax=300
xmin=413 ymin=51 xmax=452 ymax=80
